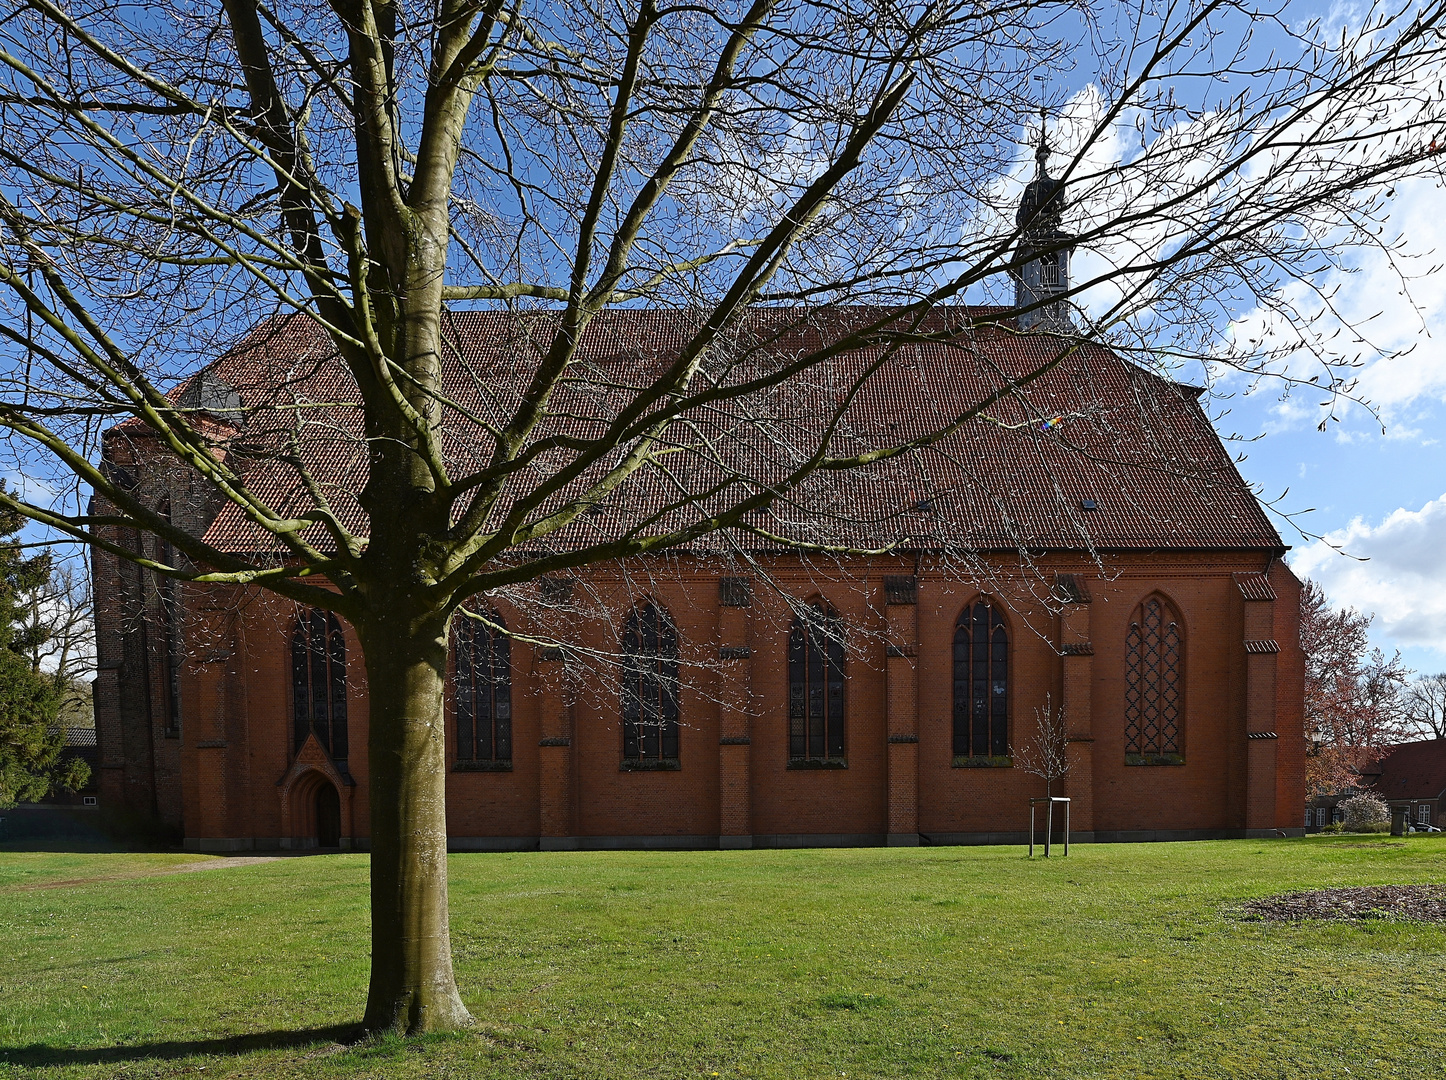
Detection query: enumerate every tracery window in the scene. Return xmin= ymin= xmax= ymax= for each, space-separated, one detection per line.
xmin=788 ymin=600 xmax=846 ymax=765
xmin=291 ymin=608 xmax=347 ymax=760
xmin=622 ymin=602 xmax=680 ymax=765
xmin=953 ymin=601 xmax=1009 ymax=759
xmin=453 ymin=613 xmax=512 ymax=768
xmin=1124 ymin=595 xmax=1184 ymax=763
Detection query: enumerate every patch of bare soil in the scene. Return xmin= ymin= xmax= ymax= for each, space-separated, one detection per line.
xmin=1239 ymin=884 xmax=1446 ymax=922
xmin=1334 ymin=842 xmax=1406 ymax=849
xmin=10 ymin=855 xmax=282 ymax=891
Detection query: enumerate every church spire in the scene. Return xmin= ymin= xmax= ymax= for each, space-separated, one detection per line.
xmin=1034 ymin=107 xmax=1051 ymax=176
xmin=1014 ymin=111 xmax=1074 ymax=331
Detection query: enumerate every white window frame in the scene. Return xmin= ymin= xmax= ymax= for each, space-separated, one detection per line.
xmin=1417 ymin=804 xmax=1430 ymax=823
xmin=1039 ymin=252 xmax=1063 ymax=287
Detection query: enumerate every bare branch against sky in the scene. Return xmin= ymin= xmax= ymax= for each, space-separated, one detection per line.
xmin=0 ymin=0 xmax=1442 ymax=1034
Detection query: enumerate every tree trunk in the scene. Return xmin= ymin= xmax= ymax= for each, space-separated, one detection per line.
xmin=358 ymin=613 xmax=471 ymax=1034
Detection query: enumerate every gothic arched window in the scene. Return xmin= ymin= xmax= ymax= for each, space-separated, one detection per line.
xmin=454 ymin=614 xmax=512 ymax=767
xmin=953 ymin=601 xmax=1009 ymax=759
xmin=622 ymin=602 xmax=680 ymax=764
xmin=788 ymin=600 xmax=846 ymax=764
xmin=1125 ymin=595 xmax=1184 ymax=763
xmin=291 ymin=609 xmax=347 ymax=760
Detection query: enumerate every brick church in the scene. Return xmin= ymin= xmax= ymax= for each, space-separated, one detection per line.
xmin=91 ymin=154 xmax=1306 ymax=852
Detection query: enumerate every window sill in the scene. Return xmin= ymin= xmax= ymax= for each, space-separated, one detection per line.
xmin=787 ymin=757 xmax=848 ymax=770
xmin=621 ymin=757 xmax=681 ymax=772
xmin=1125 ymin=753 xmax=1185 ymax=767
xmin=454 ymin=759 xmax=513 ymax=772
xmin=952 ymin=755 xmax=1013 ymax=769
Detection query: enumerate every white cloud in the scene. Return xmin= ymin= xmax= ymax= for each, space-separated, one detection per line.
xmin=971 ymin=35 xmax=1446 ymax=424
xmin=1212 ymin=38 xmax=1446 ymax=434
xmin=1226 ymin=173 xmax=1446 ymax=435
xmin=1292 ymin=493 xmax=1446 ymax=648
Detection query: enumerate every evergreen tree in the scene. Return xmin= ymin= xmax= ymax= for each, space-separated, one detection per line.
xmin=0 ymin=485 xmax=87 ymax=808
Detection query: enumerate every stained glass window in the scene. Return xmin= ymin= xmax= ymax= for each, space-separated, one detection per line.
xmin=454 ymin=614 xmax=512 ymax=763
xmin=291 ymin=609 xmax=347 ymax=760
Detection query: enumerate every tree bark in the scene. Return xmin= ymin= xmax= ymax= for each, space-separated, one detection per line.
xmin=358 ymin=611 xmax=471 ymax=1034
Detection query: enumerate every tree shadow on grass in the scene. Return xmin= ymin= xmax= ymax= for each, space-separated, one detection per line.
xmin=0 ymin=1024 xmax=361 ymax=1068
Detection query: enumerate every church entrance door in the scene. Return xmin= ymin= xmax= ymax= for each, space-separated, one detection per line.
xmin=315 ymin=782 xmax=341 ymax=848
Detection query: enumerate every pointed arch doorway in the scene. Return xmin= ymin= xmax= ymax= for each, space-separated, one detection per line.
xmin=276 ymin=749 xmax=356 ymax=850
xmin=315 ymin=782 xmax=341 ymax=848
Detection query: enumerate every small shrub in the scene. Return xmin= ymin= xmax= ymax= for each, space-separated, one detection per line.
xmin=1319 ymin=822 xmax=1345 ymax=834
xmin=1354 ymin=820 xmax=1390 ymax=834
xmin=1340 ymin=793 xmax=1389 ymax=830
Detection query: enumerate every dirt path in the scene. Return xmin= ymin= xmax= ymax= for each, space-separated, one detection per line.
xmin=8 ymin=855 xmax=284 ymax=891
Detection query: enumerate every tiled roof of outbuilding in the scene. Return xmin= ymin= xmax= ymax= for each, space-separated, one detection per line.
xmin=124 ymin=308 xmax=1283 ymax=555
xmin=1369 ymin=740 xmax=1446 ymax=800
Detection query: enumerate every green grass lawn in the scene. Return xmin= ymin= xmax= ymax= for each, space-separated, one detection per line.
xmin=2 ymin=837 xmax=1445 ymax=1079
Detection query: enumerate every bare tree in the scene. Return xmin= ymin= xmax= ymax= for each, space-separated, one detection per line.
xmin=19 ymin=557 xmax=95 ymax=686
xmin=1406 ymin=673 xmax=1446 ymax=740
xmin=0 ymin=0 xmax=1443 ymax=1034
xmin=1011 ymin=692 xmax=1071 ymax=799
xmin=16 ymin=555 xmax=96 ymax=731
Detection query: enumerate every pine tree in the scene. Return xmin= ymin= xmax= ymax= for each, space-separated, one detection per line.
xmin=0 ymin=485 xmax=87 ymax=808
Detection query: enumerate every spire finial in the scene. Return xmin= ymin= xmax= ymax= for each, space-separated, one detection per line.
xmin=1035 ymin=107 xmax=1051 ymax=176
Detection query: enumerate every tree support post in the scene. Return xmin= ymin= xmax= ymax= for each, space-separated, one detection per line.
xmin=1029 ymin=796 xmax=1070 ymax=857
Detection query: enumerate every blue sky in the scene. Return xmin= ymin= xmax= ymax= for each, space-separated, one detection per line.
xmin=1209 ymin=123 xmax=1446 ymax=674
xmin=1031 ymin=0 xmax=1446 ymax=674
xmin=8 ymin=0 xmax=1440 ymax=672
xmin=1234 ymin=361 xmax=1446 ymax=674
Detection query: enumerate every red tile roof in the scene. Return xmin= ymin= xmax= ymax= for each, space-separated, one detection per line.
xmin=1234 ymin=572 xmax=1278 ymax=601
xmin=111 ymin=308 xmax=1283 ymax=556
xmin=1369 ymin=740 xmax=1446 ymax=800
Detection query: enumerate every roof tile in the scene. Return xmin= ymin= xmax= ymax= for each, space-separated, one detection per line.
xmin=120 ymin=309 xmax=1284 ymax=556
xmin=1370 ymin=740 xmax=1446 ymax=800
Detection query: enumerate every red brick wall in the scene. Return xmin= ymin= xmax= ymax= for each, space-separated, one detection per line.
xmin=1271 ymin=562 xmax=1307 ymax=828
xmin=95 ymin=547 xmax=1305 ymax=845
xmin=1087 ymin=563 xmax=1238 ymax=833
